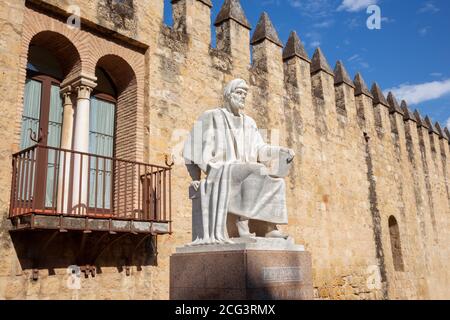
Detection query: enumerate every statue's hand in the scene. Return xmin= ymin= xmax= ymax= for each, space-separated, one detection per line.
xmin=190 ymin=181 xmax=201 ymax=192
xmin=281 ymin=147 xmax=296 ymax=161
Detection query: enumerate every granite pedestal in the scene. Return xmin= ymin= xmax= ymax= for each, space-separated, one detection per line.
xmin=170 ymin=238 xmax=313 ymax=300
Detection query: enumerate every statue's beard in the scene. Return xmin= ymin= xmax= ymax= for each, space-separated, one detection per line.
xmin=229 ymin=97 xmax=245 ymax=113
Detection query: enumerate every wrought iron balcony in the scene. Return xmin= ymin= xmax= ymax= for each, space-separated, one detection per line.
xmin=9 ymin=145 xmax=172 ymax=234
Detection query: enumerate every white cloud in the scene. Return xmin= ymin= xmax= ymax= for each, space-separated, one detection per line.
xmin=305 ymin=31 xmax=322 ymax=48
xmin=347 ymin=54 xmax=369 ymax=69
xmin=419 ymin=26 xmax=431 ymax=36
xmin=338 ymin=0 xmax=378 ymax=12
xmin=261 ymin=0 xmax=281 ymax=6
xmin=313 ymin=20 xmax=334 ymax=28
xmin=446 ymin=118 xmax=450 ymax=130
xmin=418 ymin=2 xmax=440 ymax=14
xmin=430 ymin=72 xmax=443 ymax=77
xmin=348 ymin=54 xmax=360 ymax=62
xmin=359 ymin=61 xmax=370 ymax=69
xmin=289 ymin=0 xmax=301 ymax=7
xmin=385 ymin=79 xmax=450 ymax=105
xmin=381 ymin=17 xmax=395 ymax=24
xmin=346 ymin=17 xmax=361 ymax=29
xmin=288 ymin=0 xmax=335 ymax=18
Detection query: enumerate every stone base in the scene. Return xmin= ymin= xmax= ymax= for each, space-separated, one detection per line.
xmin=170 ymin=238 xmax=313 ymax=300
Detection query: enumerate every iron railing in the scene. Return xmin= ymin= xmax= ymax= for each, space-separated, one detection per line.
xmin=9 ymin=145 xmax=172 ymax=232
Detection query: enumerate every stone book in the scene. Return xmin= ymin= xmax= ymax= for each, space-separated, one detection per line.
xmin=268 ymin=149 xmax=294 ymax=178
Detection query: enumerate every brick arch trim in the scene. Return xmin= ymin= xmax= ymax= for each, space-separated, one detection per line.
xmin=94 ymin=54 xmax=140 ymax=161
xmin=15 ymin=6 xmax=146 ymax=164
xmin=96 ymin=54 xmax=137 ymax=95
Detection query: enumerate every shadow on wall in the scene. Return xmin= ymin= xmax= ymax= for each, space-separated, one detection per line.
xmin=9 ymin=230 xmax=158 ymax=276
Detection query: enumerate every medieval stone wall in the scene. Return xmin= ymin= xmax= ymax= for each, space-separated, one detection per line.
xmin=0 ymin=0 xmax=448 ymax=300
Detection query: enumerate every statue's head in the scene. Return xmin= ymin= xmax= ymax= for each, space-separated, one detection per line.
xmin=223 ymin=79 xmax=249 ymax=115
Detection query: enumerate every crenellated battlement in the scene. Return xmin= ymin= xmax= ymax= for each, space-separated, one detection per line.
xmin=155 ymin=0 xmax=450 ymax=298
xmin=162 ymin=0 xmax=449 ymax=145
xmin=155 ymin=3 xmax=450 ymax=300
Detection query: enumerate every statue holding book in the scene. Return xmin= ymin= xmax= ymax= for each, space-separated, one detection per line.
xmin=183 ymin=79 xmax=295 ymax=245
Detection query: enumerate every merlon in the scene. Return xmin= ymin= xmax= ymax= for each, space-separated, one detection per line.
xmin=214 ymin=0 xmax=251 ymax=29
xmin=251 ymin=12 xmax=282 ymax=47
xmin=334 ymin=61 xmax=354 ymax=88
xmin=354 ymin=73 xmax=373 ymax=98
xmin=283 ymin=31 xmax=309 ymax=62
xmin=311 ymin=47 xmax=333 ymax=76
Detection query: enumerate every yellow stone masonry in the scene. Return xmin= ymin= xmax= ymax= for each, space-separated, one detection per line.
xmin=0 ymin=0 xmax=448 ymax=300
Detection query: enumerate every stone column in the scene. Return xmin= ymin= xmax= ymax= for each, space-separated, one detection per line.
xmin=73 ymin=85 xmax=92 ymax=152
xmin=334 ymin=60 xmax=356 ymax=122
xmin=57 ymin=88 xmax=74 ymax=214
xmin=60 ymin=88 xmax=75 ymax=150
xmin=72 ymin=83 xmax=94 ymax=215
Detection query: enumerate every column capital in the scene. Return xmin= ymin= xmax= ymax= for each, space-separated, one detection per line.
xmin=62 ymin=91 xmax=73 ymax=106
xmin=61 ymin=73 xmax=97 ymax=93
xmin=75 ymin=85 xmax=93 ymax=100
xmin=60 ymin=85 xmax=74 ymax=105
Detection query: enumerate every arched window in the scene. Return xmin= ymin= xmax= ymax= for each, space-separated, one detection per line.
xmin=90 ymin=54 xmax=137 ymax=217
xmin=20 ymin=31 xmax=80 ymax=154
xmin=19 ymin=31 xmax=81 ymax=211
xmin=21 ymin=44 xmax=64 ymax=208
xmin=90 ymin=66 xmax=116 ymax=160
xmin=389 ymin=216 xmax=405 ymax=272
xmin=21 ymin=45 xmax=63 ymax=150
xmin=88 ymin=67 xmax=117 ymax=210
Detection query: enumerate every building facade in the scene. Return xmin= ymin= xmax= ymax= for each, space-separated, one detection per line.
xmin=0 ymin=0 xmax=449 ymax=299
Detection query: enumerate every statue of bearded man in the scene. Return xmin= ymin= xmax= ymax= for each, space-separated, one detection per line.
xmin=183 ymin=79 xmax=295 ymax=245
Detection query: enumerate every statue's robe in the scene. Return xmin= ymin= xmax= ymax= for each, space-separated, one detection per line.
xmin=183 ymin=108 xmax=288 ymax=244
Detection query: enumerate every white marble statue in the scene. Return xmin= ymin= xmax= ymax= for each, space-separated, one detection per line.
xmin=183 ymin=79 xmax=295 ymax=245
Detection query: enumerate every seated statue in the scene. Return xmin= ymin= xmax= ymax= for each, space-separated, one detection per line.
xmin=183 ymin=79 xmax=295 ymax=245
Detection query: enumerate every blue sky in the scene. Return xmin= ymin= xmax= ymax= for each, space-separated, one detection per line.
xmin=164 ymin=0 xmax=450 ymax=128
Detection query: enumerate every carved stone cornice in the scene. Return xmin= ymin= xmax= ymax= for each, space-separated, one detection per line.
xmin=61 ymin=73 xmax=97 ymax=94
xmin=60 ymin=85 xmax=72 ymax=95
xmin=61 ymin=73 xmax=97 ymax=101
